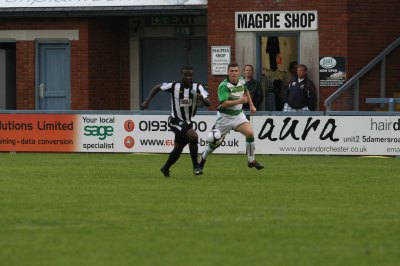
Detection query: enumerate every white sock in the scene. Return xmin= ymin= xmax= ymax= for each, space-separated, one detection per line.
xmin=246 ymin=142 xmax=255 ymax=163
xmin=202 ymin=145 xmax=215 ymax=160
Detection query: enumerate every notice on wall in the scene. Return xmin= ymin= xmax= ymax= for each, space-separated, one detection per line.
xmin=211 ymin=46 xmax=231 ymax=75
xmin=235 ymin=11 xmax=318 ymax=31
xmin=319 ymin=56 xmax=346 ymax=87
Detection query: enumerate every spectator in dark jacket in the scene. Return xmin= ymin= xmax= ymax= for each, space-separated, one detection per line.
xmin=243 ymin=64 xmax=264 ymax=111
xmin=283 ymin=64 xmax=317 ymax=111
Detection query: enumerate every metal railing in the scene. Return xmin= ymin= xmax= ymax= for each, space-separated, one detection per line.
xmin=324 ymin=36 xmax=400 ymax=111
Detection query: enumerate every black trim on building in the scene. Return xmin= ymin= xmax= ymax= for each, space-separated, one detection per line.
xmin=0 ymin=5 xmax=207 ymax=18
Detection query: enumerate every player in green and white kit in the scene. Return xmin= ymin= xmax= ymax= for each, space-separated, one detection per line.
xmin=199 ymin=62 xmax=264 ymax=171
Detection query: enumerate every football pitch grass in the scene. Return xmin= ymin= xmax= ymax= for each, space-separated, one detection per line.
xmin=1 ymin=153 xmax=399 ymax=266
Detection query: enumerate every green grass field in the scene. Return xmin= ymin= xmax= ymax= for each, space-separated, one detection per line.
xmin=0 ymin=153 xmax=399 ymax=266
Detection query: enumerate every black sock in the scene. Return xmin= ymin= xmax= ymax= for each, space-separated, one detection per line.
xmin=164 ymin=144 xmax=184 ymax=170
xmin=189 ymin=140 xmax=199 ymax=168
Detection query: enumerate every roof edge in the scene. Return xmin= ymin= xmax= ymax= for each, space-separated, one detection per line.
xmin=0 ymin=5 xmax=207 ymax=18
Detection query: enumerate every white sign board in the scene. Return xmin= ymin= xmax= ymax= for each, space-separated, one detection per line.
xmin=211 ymin=46 xmax=231 ymax=75
xmin=78 ymin=114 xmax=246 ymax=154
xmin=235 ymin=11 xmax=318 ymax=31
xmin=252 ymin=116 xmax=400 ymax=155
xmin=121 ymin=115 xmax=245 ymax=154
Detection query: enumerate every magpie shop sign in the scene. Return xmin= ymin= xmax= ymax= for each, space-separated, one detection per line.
xmin=235 ymin=11 xmax=318 ymax=31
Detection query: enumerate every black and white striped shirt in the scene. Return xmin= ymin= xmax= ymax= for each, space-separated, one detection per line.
xmin=160 ymin=82 xmax=208 ymax=124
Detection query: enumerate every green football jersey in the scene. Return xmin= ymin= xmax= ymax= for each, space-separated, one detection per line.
xmin=218 ymin=77 xmax=247 ymax=115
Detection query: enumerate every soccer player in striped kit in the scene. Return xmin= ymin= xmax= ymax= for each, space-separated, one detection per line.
xmin=140 ymin=66 xmax=210 ymax=177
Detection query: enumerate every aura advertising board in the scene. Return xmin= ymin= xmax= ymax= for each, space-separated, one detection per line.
xmin=252 ymin=116 xmax=400 ymax=156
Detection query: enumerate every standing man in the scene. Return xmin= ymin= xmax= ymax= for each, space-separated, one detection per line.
xmin=243 ymin=64 xmax=264 ymax=111
xmin=140 ymin=66 xmax=210 ymax=177
xmin=280 ymin=61 xmax=298 ymax=109
xmin=283 ymin=64 xmax=317 ymax=111
xmin=198 ymin=62 xmax=264 ymax=171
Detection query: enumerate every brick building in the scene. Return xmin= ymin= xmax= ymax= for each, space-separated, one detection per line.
xmin=0 ymin=0 xmax=399 ymax=112
xmin=207 ymin=0 xmax=400 ymax=111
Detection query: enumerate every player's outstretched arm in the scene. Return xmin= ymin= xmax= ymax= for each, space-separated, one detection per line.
xmin=198 ymin=94 xmax=211 ymax=107
xmin=245 ymin=90 xmax=257 ymax=115
xmin=140 ymin=84 xmax=161 ymax=110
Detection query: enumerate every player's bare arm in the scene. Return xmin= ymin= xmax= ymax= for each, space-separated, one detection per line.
xmin=198 ymin=94 xmax=211 ymax=107
xmin=245 ymin=90 xmax=257 ymax=115
xmin=140 ymin=84 xmax=162 ymax=110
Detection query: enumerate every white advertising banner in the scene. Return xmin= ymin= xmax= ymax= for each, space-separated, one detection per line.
xmin=76 ymin=114 xmax=246 ymax=154
xmin=252 ymin=116 xmax=400 ymax=156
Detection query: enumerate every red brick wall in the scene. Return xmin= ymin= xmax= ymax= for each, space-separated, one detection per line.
xmin=15 ymin=41 xmax=35 ymax=110
xmin=317 ymin=1 xmax=349 ymax=110
xmin=1 ymin=18 xmax=130 ymax=110
xmin=3 ymin=2 xmax=400 ymax=112
xmin=70 ymin=22 xmax=90 ymax=110
xmin=87 ymin=18 xmax=130 ymax=110
xmin=347 ymin=0 xmax=400 ymax=111
xmin=207 ymin=0 xmax=400 ymax=111
xmin=0 ymin=19 xmax=89 ymax=110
